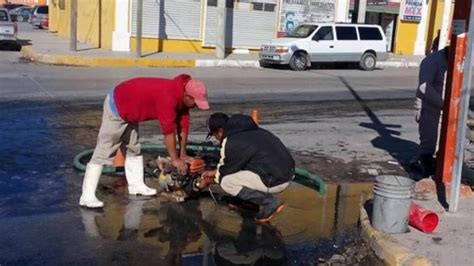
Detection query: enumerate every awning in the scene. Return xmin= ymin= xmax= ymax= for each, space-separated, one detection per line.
xmin=350 ymin=0 xmax=401 ymax=14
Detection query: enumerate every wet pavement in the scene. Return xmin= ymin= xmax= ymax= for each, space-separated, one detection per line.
xmin=0 ymin=101 xmax=376 ymax=265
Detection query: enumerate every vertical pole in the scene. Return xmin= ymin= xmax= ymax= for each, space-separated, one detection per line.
xmin=449 ymin=0 xmax=474 ymax=212
xmin=413 ymin=0 xmax=429 ymax=55
xmin=335 ymin=0 xmax=349 ymax=23
xmin=136 ymin=0 xmax=143 ymax=58
xmin=439 ymin=0 xmax=453 ymax=51
xmin=70 ymin=0 xmax=77 ymax=51
xmin=437 ymin=0 xmax=472 ymax=212
xmin=98 ymin=0 xmax=102 ymax=48
xmin=357 ymin=0 xmax=367 ymax=24
xmin=216 ymin=0 xmax=226 ymax=59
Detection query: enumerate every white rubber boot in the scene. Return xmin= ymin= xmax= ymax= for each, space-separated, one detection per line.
xmin=79 ymin=163 xmax=104 ymax=208
xmin=125 ymin=155 xmax=157 ymax=196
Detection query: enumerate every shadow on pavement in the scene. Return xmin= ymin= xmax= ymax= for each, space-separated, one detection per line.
xmin=338 ymin=76 xmax=453 ymax=210
xmin=0 ymin=39 xmax=31 ymax=52
xmin=260 ymin=62 xmax=384 ymax=71
xmin=338 ymin=76 xmax=419 ymax=173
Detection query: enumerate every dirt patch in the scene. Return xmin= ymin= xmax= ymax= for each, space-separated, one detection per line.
xmin=293 ymin=152 xmax=407 ymax=183
xmin=316 ymin=239 xmax=382 ymax=266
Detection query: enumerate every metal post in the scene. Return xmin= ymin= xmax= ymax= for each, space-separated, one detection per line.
xmin=437 ymin=0 xmax=472 ymax=187
xmin=216 ymin=0 xmax=226 ymax=59
xmin=450 ymin=0 xmax=474 ymax=212
xmin=70 ymin=0 xmax=77 ymax=51
xmin=136 ymin=0 xmax=143 ymax=58
xmin=357 ymin=0 xmax=367 ymax=24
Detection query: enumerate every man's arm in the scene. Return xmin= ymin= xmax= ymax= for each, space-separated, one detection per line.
xmin=164 ymin=133 xmax=187 ymax=174
xmin=417 ymin=57 xmax=444 ymax=109
xmin=215 ymin=138 xmax=251 ymax=183
xmin=179 ymin=130 xmax=189 ymax=159
xmin=177 ymin=109 xmax=190 ymax=160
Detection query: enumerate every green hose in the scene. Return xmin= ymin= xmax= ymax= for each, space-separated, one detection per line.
xmin=73 ymin=143 xmax=325 ymax=195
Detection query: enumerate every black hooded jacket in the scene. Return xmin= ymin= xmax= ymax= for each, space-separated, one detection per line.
xmin=215 ymin=114 xmax=295 ymax=187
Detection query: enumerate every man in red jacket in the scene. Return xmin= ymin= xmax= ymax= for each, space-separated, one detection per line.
xmin=79 ymin=74 xmax=210 ymax=208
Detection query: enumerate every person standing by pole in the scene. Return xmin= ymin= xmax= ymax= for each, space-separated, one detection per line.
xmin=414 ymin=47 xmax=450 ymax=209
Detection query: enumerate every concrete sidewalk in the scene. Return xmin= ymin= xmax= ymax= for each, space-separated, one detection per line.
xmin=19 ymin=28 xmax=424 ymax=68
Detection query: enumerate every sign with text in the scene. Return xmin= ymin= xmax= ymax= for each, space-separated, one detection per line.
xmin=401 ymin=0 xmax=423 ymax=22
xmin=280 ymin=0 xmax=335 ymax=33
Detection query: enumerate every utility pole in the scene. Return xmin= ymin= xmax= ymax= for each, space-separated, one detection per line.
xmin=335 ymin=0 xmax=349 ymax=23
xmin=450 ymin=0 xmax=474 ymax=212
xmin=216 ymin=0 xmax=226 ymax=59
xmin=357 ymin=0 xmax=367 ymax=24
xmin=136 ymin=0 xmax=143 ymax=58
xmin=436 ymin=0 xmax=473 ymax=212
xmin=70 ymin=0 xmax=77 ymax=51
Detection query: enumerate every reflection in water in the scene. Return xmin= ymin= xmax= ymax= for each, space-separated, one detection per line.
xmin=79 ymin=181 xmax=372 ymax=265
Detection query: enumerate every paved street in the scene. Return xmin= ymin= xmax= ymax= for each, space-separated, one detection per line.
xmin=0 ymin=23 xmax=430 ymax=265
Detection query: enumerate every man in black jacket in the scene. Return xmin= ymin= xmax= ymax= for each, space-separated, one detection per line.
xmin=199 ymin=112 xmax=295 ymax=223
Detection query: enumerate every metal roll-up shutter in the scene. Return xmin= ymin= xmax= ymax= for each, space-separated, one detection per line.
xmin=131 ymin=0 xmax=201 ymax=40
xmin=204 ymin=7 xmax=277 ymax=49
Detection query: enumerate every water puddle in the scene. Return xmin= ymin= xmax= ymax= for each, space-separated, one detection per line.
xmin=81 ymin=177 xmax=373 ymax=265
xmin=0 ymin=101 xmax=377 ymax=264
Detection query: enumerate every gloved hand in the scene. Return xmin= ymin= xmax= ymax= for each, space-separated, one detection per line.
xmin=415 ymin=109 xmax=421 ymax=123
xmin=198 ymin=170 xmax=216 ymax=189
xmin=172 ymin=158 xmax=187 ymax=175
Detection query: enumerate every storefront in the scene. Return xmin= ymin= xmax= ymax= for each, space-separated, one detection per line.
xmin=130 ymin=0 xmax=279 ymax=51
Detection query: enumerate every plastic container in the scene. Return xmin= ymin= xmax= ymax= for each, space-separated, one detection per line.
xmin=409 ymin=203 xmax=439 ymax=233
xmin=372 ymin=175 xmax=415 ymax=234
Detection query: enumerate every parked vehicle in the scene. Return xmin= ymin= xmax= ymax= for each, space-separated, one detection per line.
xmin=0 ymin=8 xmax=18 ymax=47
xmin=1 ymin=4 xmax=26 ymax=10
xmin=9 ymin=6 xmax=31 ymax=22
xmin=259 ymin=23 xmax=388 ymax=71
xmin=30 ymin=5 xmax=48 ymax=29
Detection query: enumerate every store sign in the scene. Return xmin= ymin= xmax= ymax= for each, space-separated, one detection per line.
xmin=402 ymin=0 xmax=423 ymax=22
xmin=280 ymin=0 xmax=335 ymax=33
xmin=367 ymin=0 xmax=388 ymax=6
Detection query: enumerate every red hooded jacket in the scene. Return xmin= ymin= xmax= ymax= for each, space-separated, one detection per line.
xmin=113 ymin=74 xmax=190 ymax=135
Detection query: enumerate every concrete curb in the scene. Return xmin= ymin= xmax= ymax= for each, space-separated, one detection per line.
xmin=360 ymin=206 xmax=434 ymax=266
xmin=20 ymin=46 xmax=196 ymax=68
xmin=20 ymin=46 xmax=421 ymax=69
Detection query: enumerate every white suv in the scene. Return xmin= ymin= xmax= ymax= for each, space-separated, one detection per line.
xmin=259 ymin=23 xmax=388 ymax=71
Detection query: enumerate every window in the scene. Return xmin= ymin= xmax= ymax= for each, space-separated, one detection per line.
xmin=358 ymin=27 xmax=383 ymax=40
xmin=314 ymin=26 xmax=333 ymax=41
xmin=286 ymin=25 xmax=318 ymax=38
xmin=0 ymin=11 xmax=8 ymax=21
xmin=37 ymin=6 xmax=48 ymax=14
xmin=252 ymin=2 xmax=276 ymax=12
xmin=335 ymin=26 xmax=358 ymax=40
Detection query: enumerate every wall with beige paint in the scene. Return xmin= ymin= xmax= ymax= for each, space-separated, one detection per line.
xmin=49 ymin=0 xmax=115 ymax=50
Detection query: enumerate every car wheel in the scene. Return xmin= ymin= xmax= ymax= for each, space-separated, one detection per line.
xmin=360 ymin=52 xmax=376 ymax=71
xmin=289 ymin=52 xmax=308 ymax=71
xmin=17 ymin=16 xmax=23 ymax=22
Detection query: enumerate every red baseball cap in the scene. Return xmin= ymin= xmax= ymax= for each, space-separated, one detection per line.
xmin=185 ymin=79 xmax=209 ymax=110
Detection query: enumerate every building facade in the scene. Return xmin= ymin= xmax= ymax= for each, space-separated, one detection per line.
xmin=49 ymin=0 xmax=453 ymax=55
